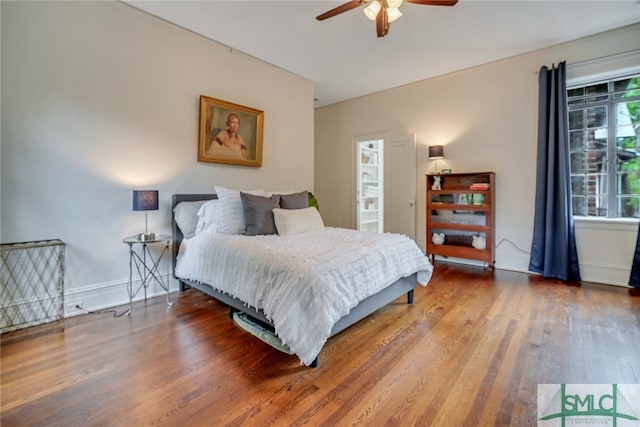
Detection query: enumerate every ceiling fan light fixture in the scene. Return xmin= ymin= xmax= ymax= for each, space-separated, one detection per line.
xmin=316 ymin=0 xmax=457 ymax=38
xmin=387 ymin=7 xmax=402 ymax=23
xmin=364 ymin=1 xmax=381 ymax=21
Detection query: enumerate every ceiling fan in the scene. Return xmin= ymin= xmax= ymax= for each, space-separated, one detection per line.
xmin=316 ymin=0 xmax=458 ymax=38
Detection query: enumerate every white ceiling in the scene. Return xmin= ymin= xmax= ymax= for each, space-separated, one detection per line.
xmin=123 ymin=0 xmax=640 ymax=107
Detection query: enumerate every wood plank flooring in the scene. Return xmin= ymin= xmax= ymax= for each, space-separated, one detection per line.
xmin=2 ymin=263 xmax=639 ymax=426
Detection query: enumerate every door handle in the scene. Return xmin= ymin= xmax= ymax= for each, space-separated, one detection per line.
xmin=409 ymin=202 xmax=414 ymax=207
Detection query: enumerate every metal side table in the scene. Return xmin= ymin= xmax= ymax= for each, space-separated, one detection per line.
xmin=122 ymin=234 xmax=172 ymax=314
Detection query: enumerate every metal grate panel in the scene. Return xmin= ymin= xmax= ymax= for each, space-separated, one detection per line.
xmin=1 ymin=239 xmax=65 ymax=333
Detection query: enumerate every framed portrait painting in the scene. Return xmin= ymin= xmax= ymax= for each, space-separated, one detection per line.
xmin=198 ymin=95 xmax=264 ymax=167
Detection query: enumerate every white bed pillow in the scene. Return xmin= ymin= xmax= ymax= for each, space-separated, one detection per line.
xmin=214 ymin=186 xmax=265 ymax=234
xmin=273 ymin=207 xmax=325 ymax=236
xmin=173 ymin=200 xmax=207 ymax=238
xmin=195 ymin=199 xmax=223 ymax=235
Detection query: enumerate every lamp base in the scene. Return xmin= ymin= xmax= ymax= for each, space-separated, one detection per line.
xmin=137 ymin=232 xmax=156 ymax=242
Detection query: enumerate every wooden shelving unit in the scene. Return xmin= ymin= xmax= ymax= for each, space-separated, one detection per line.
xmin=426 ymin=172 xmax=495 ymax=269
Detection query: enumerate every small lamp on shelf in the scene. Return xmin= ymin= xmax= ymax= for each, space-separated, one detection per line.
xmin=428 ymin=145 xmax=444 ymax=174
xmin=132 ymin=190 xmax=158 ymax=241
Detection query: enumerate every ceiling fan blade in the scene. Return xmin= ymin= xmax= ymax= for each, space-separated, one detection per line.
xmin=405 ymin=0 xmax=458 ymax=5
xmin=316 ymin=0 xmax=367 ymax=21
xmin=376 ymin=6 xmax=389 ymax=37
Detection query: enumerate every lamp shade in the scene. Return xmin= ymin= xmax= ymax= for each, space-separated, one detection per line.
xmin=132 ymin=190 xmax=159 ymax=211
xmin=363 ymin=0 xmax=381 ymax=21
xmin=387 ymin=7 xmax=402 ymax=23
xmin=428 ymin=145 xmax=444 ymax=159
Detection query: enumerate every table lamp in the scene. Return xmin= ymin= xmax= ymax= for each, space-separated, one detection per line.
xmin=133 ymin=190 xmax=158 ymax=241
xmin=428 ymin=145 xmax=444 ymax=174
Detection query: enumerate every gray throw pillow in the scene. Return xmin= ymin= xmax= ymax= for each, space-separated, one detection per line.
xmin=240 ymin=192 xmax=280 ymax=236
xmin=276 ymin=191 xmax=309 ymax=209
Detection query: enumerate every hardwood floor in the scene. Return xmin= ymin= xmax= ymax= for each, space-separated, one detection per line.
xmin=2 ymin=263 xmax=639 ymax=426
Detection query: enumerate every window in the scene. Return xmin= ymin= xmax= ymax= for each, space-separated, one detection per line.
xmin=568 ymin=73 xmax=640 ymax=218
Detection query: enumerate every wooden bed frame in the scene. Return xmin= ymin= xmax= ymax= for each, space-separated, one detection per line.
xmin=171 ymin=193 xmax=417 ymax=367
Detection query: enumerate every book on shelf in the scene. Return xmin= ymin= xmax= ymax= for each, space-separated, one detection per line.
xmin=469 ymin=183 xmax=490 ymax=190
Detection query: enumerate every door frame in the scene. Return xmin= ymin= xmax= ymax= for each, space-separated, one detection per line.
xmin=351 ymin=131 xmax=390 ymax=229
xmin=351 ymin=131 xmax=416 ymax=235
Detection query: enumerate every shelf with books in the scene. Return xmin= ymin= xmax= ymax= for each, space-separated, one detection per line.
xmin=426 ymin=172 xmax=495 ymax=269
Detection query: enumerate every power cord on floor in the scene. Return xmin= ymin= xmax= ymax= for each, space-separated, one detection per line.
xmin=75 ymin=305 xmax=129 ymax=318
xmin=495 ymin=238 xmax=530 ymax=254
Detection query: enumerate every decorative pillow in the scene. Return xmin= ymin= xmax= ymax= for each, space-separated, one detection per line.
xmin=240 ymin=192 xmax=280 ymax=236
xmin=264 ymin=190 xmax=295 ymax=196
xmin=308 ymin=192 xmax=319 ymax=211
xmin=273 ymin=206 xmax=325 ymax=236
xmin=214 ymin=186 xmax=264 ymax=234
xmin=276 ymin=191 xmax=309 ymax=209
xmin=173 ymin=200 xmax=207 ymax=238
xmin=195 ymin=199 xmax=222 ymax=235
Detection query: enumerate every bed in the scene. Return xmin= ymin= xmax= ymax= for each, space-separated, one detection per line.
xmin=171 ymin=191 xmax=433 ymax=366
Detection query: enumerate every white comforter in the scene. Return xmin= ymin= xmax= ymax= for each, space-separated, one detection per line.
xmin=175 ymin=227 xmax=433 ymax=365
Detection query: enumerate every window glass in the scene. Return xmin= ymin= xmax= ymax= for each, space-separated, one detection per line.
xmin=613 ymin=77 xmax=639 ymax=98
xmin=572 ymin=196 xmax=585 ymax=216
xmin=585 ymin=82 xmax=608 ymax=102
xmin=569 ymin=130 xmax=584 ymax=151
xmin=571 ymin=175 xmax=585 ymax=194
xmin=568 ymin=74 xmax=640 ymax=218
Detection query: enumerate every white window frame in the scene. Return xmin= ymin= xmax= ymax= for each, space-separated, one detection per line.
xmin=567 ymin=50 xmax=640 ymax=221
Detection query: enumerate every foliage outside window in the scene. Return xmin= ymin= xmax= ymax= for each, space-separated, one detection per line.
xmin=568 ymin=74 xmax=640 ymax=218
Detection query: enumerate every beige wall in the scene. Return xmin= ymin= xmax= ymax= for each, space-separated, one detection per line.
xmin=315 ymin=24 xmax=640 ymax=286
xmin=1 ymin=1 xmax=314 ymax=311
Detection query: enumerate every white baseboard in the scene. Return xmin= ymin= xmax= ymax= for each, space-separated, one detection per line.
xmin=435 ymin=254 xmax=632 ymax=288
xmin=67 ymin=254 xmax=633 ymax=318
xmin=577 ymin=262 xmax=633 ymax=288
xmin=64 ymin=276 xmax=181 ymax=317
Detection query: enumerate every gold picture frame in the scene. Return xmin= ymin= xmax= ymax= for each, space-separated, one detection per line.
xmin=198 ymin=95 xmax=264 ymax=167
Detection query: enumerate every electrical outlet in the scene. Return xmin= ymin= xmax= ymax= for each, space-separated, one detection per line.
xmin=66 ymin=301 xmax=83 ymax=313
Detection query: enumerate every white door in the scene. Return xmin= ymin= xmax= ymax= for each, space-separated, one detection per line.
xmin=384 ymin=136 xmax=416 ymax=239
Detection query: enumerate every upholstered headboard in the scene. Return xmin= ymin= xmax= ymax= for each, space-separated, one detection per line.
xmin=171 ymin=194 xmax=217 ymax=279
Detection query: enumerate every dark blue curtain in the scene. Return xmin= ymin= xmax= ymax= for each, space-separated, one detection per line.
xmin=529 ymin=62 xmax=581 ymax=282
xmin=630 ymin=222 xmax=640 ymax=288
